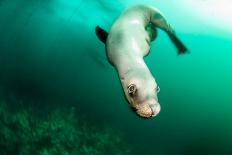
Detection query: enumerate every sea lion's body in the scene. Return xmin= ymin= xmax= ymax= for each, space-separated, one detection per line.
xmin=106 ymin=6 xmax=159 ymax=84
xmin=95 ymin=5 xmax=188 ymax=118
xmin=107 ymin=6 xmax=152 ymax=63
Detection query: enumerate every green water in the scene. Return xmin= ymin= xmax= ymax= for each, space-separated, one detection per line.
xmin=0 ymin=0 xmax=232 ymax=154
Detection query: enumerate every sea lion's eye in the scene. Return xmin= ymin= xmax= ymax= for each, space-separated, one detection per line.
xmin=156 ymin=86 xmax=160 ymax=93
xmin=128 ymin=84 xmax=137 ymax=96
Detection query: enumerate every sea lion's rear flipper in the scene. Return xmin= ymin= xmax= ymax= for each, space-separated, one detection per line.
xmin=148 ymin=7 xmax=189 ymax=54
xmin=95 ymin=26 xmax=108 ymax=44
xmin=166 ymin=32 xmax=188 ymax=55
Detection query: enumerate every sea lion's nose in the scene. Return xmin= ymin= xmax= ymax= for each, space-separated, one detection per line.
xmin=136 ymin=102 xmax=161 ymax=118
xmin=149 ymin=104 xmax=161 ymax=117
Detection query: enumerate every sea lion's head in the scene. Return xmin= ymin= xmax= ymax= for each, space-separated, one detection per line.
xmin=121 ymin=68 xmax=161 ymax=118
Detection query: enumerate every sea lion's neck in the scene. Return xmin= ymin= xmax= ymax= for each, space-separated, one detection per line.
xmin=114 ymin=55 xmax=149 ymax=80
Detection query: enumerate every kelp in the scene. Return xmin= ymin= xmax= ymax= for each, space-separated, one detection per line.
xmin=0 ymin=101 xmax=131 ymax=155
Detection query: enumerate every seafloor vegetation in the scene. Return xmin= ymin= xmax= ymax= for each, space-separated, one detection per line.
xmin=0 ymin=100 xmax=131 ymax=155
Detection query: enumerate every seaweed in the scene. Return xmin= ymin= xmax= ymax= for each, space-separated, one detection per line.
xmin=0 ymin=101 xmax=131 ymax=155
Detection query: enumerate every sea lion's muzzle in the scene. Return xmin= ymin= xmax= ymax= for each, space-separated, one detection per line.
xmin=149 ymin=104 xmax=161 ymax=117
xmin=135 ymin=101 xmax=161 ymax=118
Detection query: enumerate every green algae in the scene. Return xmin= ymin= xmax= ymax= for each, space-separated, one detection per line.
xmin=0 ymin=101 xmax=131 ymax=155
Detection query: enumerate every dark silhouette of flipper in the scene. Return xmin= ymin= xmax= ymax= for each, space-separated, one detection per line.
xmin=166 ymin=32 xmax=189 ymax=55
xmin=147 ymin=6 xmax=189 ymax=55
xmin=95 ymin=26 xmax=108 ymax=44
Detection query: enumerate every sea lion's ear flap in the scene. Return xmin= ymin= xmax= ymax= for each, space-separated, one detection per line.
xmin=95 ymin=26 xmax=108 ymax=44
xmin=166 ymin=32 xmax=189 ymax=55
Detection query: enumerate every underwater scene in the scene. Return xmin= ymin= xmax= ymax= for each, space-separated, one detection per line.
xmin=0 ymin=0 xmax=232 ymax=154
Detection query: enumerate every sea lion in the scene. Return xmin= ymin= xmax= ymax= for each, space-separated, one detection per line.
xmin=95 ymin=5 xmax=188 ymax=118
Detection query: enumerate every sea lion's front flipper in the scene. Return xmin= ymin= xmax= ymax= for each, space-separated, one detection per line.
xmin=95 ymin=26 xmax=108 ymax=44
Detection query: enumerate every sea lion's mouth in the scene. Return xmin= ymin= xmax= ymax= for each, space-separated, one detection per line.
xmin=130 ymin=103 xmax=161 ymax=118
